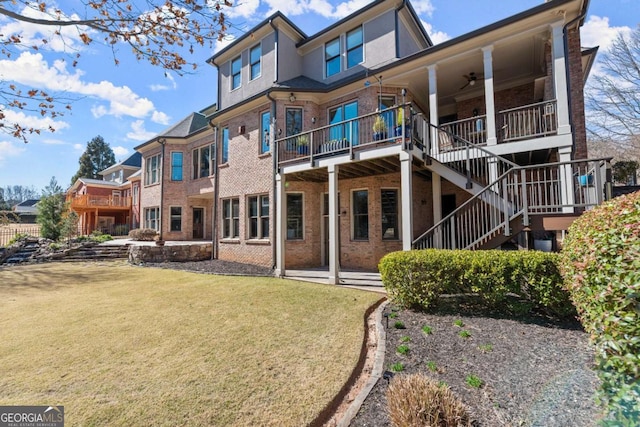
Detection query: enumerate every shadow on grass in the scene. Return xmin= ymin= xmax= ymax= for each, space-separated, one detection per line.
xmin=400 ymin=293 xmax=584 ymax=331
xmin=0 ymin=262 xmax=130 ymax=293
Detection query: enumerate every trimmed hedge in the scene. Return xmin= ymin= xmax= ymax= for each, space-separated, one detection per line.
xmin=379 ymin=249 xmax=573 ymax=318
xmin=561 ymin=190 xmax=640 ymax=423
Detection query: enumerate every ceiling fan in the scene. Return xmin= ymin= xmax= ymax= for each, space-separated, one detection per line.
xmin=460 ymin=72 xmax=481 ymax=90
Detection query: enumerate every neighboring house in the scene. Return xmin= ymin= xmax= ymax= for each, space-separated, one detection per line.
xmin=135 ymin=0 xmax=610 ymax=282
xmin=12 ymin=199 xmax=39 ymax=214
xmin=67 ymin=152 xmax=142 ymax=235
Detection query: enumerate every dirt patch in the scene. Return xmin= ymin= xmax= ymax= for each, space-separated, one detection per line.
xmin=350 ymin=301 xmax=601 ymax=427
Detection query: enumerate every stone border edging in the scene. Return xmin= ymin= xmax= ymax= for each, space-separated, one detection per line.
xmin=308 ymin=297 xmax=386 ymax=427
xmin=336 ymin=299 xmax=388 ymax=427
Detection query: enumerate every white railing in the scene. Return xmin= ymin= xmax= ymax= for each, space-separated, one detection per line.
xmin=276 ymin=104 xmax=418 ymax=166
xmin=412 ymin=157 xmax=612 ymax=250
xmin=498 ymin=100 xmax=557 ymax=142
xmin=440 ymin=115 xmax=487 ymax=146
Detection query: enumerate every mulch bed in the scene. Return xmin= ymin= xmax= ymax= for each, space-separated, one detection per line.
xmin=351 ymin=299 xmax=602 ymax=427
xmin=142 ymin=258 xmax=274 ymax=277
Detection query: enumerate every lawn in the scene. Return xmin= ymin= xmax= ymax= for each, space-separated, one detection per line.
xmin=0 ymin=262 xmax=382 ymax=426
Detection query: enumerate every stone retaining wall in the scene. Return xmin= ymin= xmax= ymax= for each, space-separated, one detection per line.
xmin=129 ymin=243 xmax=213 ymax=263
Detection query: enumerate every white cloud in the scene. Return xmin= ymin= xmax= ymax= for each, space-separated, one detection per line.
xmin=331 ymin=0 xmax=372 ymax=19
xmin=73 ymin=143 xmax=84 ymax=150
xmin=126 ymin=120 xmax=157 ymax=141
xmin=0 ymin=5 xmax=93 ymax=53
xmin=264 ymin=0 xmax=309 ymax=16
xmin=0 ymin=52 xmax=156 ymax=119
xmin=421 ymin=20 xmax=450 ymax=45
xmin=1 ymin=107 xmax=70 ymax=132
xmin=409 ymin=0 xmax=434 ymax=16
xmin=581 ymin=15 xmax=632 ymax=52
xmin=0 ymin=140 xmax=26 ymax=164
xmin=150 ymin=73 xmax=177 ymax=92
xmin=112 ymin=146 xmax=130 ymax=157
xmin=226 ymin=0 xmax=261 ymax=19
xmin=214 ymin=35 xmax=236 ymax=53
xmin=91 ymin=105 xmax=108 ymax=119
xmin=151 ymin=111 xmax=171 ymax=125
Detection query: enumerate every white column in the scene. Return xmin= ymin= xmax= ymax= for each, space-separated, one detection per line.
xmin=328 ymin=164 xmax=340 ymax=284
xmin=482 ymin=46 xmax=498 ymax=146
xmin=428 ymin=65 xmax=439 ymax=156
xmin=551 ymin=22 xmax=571 ymax=135
xmin=400 ymin=151 xmax=414 ymax=251
xmin=432 ymin=172 xmax=442 ymax=249
xmin=559 ymin=147 xmax=575 ymax=213
xmin=274 ymin=173 xmax=286 ymax=277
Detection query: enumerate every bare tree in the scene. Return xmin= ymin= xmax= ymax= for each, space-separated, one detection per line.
xmin=0 ymin=0 xmax=233 ymax=142
xmin=586 ymin=25 xmax=640 ymax=147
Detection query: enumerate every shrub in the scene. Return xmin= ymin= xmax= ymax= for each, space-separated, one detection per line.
xmin=386 ymin=373 xmax=472 ymax=427
xmin=128 ymin=228 xmax=158 ymax=241
xmin=379 ymin=249 xmax=573 ymax=317
xmin=561 ymin=190 xmax=640 ymax=422
xmin=7 ymin=233 xmax=29 ymax=246
xmin=89 ymin=231 xmax=113 ymax=243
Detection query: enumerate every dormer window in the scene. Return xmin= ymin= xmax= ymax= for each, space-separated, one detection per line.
xmin=325 ymin=37 xmax=341 ymax=78
xmin=231 ymin=56 xmax=241 ymax=90
xmin=250 ymin=44 xmax=261 ymax=80
xmin=346 ymin=26 xmax=363 ymax=69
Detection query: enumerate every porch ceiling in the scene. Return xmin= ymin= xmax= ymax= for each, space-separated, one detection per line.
xmin=284 ymin=157 xmax=432 ymax=182
xmin=386 ymin=26 xmax=549 ymax=112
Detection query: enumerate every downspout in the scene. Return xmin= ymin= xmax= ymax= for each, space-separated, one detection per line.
xmin=210 ymin=122 xmax=219 ymax=260
xmin=394 ymin=0 xmax=407 ymax=59
xmin=267 ymin=90 xmax=278 ymax=269
xmin=562 ymin=7 xmax=587 ymax=157
xmin=158 ymin=138 xmax=166 ymax=241
xmin=269 ymin=19 xmax=279 ymax=83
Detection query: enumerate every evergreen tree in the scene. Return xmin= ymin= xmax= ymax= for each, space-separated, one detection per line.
xmin=71 ymin=136 xmax=116 ymax=184
xmin=37 ymin=177 xmax=66 ymax=241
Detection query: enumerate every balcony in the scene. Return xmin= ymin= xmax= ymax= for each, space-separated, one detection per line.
xmin=276 ymin=100 xmax=559 ymax=168
xmin=276 ymin=105 xmax=420 ymax=167
xmin=68 ymin=195 xmax=131 ymax=210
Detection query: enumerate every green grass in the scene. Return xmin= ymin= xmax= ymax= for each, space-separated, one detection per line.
xmin=465 ymin=374 xmax=484 ymax=388
xmin=426 ymin=361 xmax=438 ymax=372
xmin=459 ymin=330 xmax=472 ymax=338
xmin=0 ymin=262 xmax=382 ymax=426
xmin=422 ymin=325 xmax=433 ymax=335
xmin=390 ymin=362 xmax=404 ymax=372
xmin=453 ymin=319 xmax=465 ymax=327
xmin=396 ymin=344 xmax=410 ymax=355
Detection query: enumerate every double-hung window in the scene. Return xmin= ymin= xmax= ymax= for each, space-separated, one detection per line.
xmin=381 ymin=189 xmax=398 ymax=240
xmin=170 ymin=207 xmax=182 ymax=232
xmin=171 ymin=152 xmax=183 ymax=181
xmin=325 ymin=37 xmax=341 ymax=77
xmin=250 ymin=44 xmax=261 ymax=80
xmin=222 ymin=198 xmax=239 ymax=239
xmin=145 ymin=154 xmax=161 ymax=185
xmin=352 ymin=190 xmax=369 ymax=240
xmin=248 ymin=195 xmax=269 ymax=239
xmin=346 ymin=27 xmax=363 ymax=68
xmin=192 ymin=144 xmax=213 ymax=179
xmin=144 ymin=207 xmax=159 ymax=230
xmin=231 ymin=56 xmax=241 ymax=90
xmin=286 ymin=193 xmax=303 ymax=240
xmin=221 ymin=127 xmax=229 ymax=164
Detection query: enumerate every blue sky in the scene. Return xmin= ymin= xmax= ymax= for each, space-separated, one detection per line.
xmin=0 ymin=0 xmax=637 ymax=192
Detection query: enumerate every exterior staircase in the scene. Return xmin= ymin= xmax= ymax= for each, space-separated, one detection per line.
xmin=56 ymin=244 xmax=129 ymax=262
xmin=410 ymin=119 xmax=612 ymax=250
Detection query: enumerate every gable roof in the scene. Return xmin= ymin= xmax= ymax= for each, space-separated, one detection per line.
xmin=207 ymin=12 xmax=307 ymax=65
xmin=15 ymin=199 xmax=39 ymax=208
xmin=161 ymin=112 xmax=209 ymax=138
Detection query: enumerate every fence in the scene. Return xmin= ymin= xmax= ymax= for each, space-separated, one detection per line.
xmin=0 ymin=225 xmax=41 ymax=247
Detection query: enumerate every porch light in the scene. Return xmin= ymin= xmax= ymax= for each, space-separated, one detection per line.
xmin=383 ymin=371 xmax=395 ymax=383
xmin=289 ymin=93 xmax=296 ymax=102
